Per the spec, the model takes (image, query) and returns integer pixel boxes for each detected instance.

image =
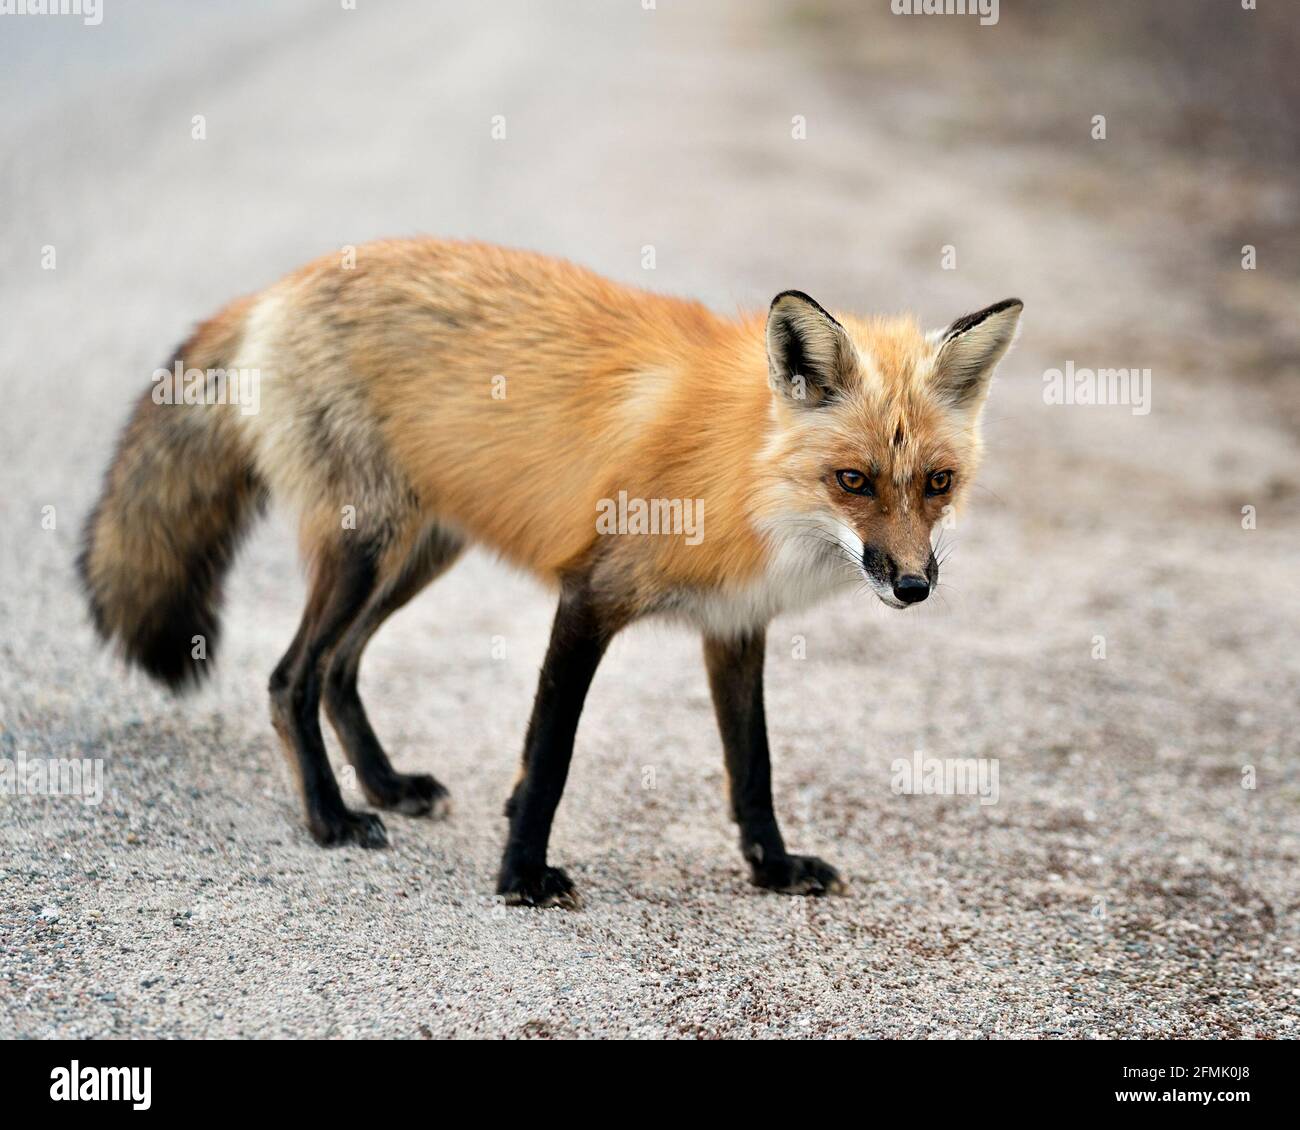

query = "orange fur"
[84,237,1021,684]
[220,239,1016,627]
[80,237,1021,877]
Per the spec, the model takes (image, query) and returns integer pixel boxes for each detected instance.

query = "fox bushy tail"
[78,312,264,690]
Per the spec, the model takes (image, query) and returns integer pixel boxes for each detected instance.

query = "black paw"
[309,807,389,849]
[364,772,450,818]
[750,853,846,896]
[497,864,582,909]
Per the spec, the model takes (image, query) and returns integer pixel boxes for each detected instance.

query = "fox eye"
[836,469,873,496]
[926,470,953,495]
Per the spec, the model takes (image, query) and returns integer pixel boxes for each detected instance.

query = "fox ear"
[932,298,1022,412]
[766,290,856,406]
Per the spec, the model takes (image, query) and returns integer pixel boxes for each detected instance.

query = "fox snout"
[863,545,938,608]
[892,573,931,605]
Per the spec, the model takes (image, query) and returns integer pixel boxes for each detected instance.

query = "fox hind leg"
[269,538,389,848]
[324,524,463,817]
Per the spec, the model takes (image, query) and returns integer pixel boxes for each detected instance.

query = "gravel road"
[1,1,1297,1038]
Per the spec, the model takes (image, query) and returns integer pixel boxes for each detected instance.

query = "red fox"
[79,239,1021,907]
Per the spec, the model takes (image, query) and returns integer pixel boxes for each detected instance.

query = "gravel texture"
[1,1,1297,1038]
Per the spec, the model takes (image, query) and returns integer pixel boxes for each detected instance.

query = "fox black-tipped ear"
[766,290,856,406]
[932,298,1023,411]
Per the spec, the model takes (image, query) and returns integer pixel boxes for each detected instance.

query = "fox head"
[761,290,1022,608]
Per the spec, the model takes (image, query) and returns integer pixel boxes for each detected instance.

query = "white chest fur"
[667,517,862,637]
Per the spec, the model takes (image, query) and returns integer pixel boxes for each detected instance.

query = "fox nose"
[893,574,930,605]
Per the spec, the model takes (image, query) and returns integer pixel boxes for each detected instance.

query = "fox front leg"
[703,629,846,896]
[496,584,624,908]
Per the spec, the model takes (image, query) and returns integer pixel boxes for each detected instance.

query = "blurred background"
[1,1,1296,1039]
